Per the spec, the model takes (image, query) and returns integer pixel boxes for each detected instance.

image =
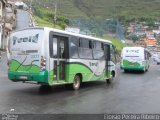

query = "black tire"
[106,74,113,84]
[146,66,149,72]
[73,75,81,90]
[124,70,128,73]
[106,79,111,84]
[143,67,146,73]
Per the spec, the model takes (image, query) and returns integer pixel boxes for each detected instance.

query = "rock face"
[0,2,16,50]
[5,4,16,31]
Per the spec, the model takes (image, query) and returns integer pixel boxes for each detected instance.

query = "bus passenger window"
[89,40,92,49]
[93,41,104,59]
[101,43,104,50]
[59,40,65,58]
[79,39,93,59]
[70,37,79,58]
[53,38,58,58]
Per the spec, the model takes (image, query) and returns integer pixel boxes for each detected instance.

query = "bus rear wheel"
[73,75,81,90]
[106,76,112,84]
[124,70,129,73]
[106,72,114,84]
[146,65,149,72]
[106,74,113,84]
[143,67,146,73]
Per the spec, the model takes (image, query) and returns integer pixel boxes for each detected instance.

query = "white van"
[120,47,151,72]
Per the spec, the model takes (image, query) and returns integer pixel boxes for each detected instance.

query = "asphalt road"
[16,9,31,30]
[2,9,160,115]
[0,53,160,114]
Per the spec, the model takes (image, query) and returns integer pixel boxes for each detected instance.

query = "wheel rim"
[73,76,80,89]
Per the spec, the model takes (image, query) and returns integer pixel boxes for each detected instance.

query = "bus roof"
[122,46,150,52]
[11,27,112,44]
[123,46,145,49]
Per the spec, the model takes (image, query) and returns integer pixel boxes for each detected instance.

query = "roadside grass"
[32,2,69,30]
[35,16,53,28]
[34,16,63,29]
[33,0,160,20]
[34,16,125,53]
[102,35,126,52]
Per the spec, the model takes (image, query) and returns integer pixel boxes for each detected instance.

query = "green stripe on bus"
[49,63,110,85]
[123,59,141,67]
[9,60,40,73]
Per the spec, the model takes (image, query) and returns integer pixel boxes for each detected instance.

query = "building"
[144,39,157,47]
[127,22,149,36]
[5,3,16,31]
[146,31,155,39]
[0,0,16,50]
[135,40,146,47]
[0,0,7,50]
[0,0,6,20]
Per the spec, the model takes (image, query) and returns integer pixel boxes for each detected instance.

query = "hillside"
[23,0,126,52]
[57,0,160,20]
[25,0,160,21]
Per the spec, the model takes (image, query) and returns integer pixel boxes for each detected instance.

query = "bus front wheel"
[106,76,113,84]
[143,67,146,73]
[73,75,81,90]
[106,72,114,84]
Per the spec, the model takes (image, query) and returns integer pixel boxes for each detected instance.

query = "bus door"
[49,34,68,82]
[109,45,117,75]
[110,45,117,64]
[104,44,110,78]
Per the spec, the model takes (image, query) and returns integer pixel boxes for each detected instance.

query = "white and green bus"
[120,47,151,72]
[8,27,117,90]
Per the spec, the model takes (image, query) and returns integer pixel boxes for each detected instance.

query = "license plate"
[20,76,28,79]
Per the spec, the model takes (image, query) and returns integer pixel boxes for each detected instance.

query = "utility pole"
[29,0,32,14]
[53,0,57,28]
[29,0,33,27]
[30,0,32,11]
